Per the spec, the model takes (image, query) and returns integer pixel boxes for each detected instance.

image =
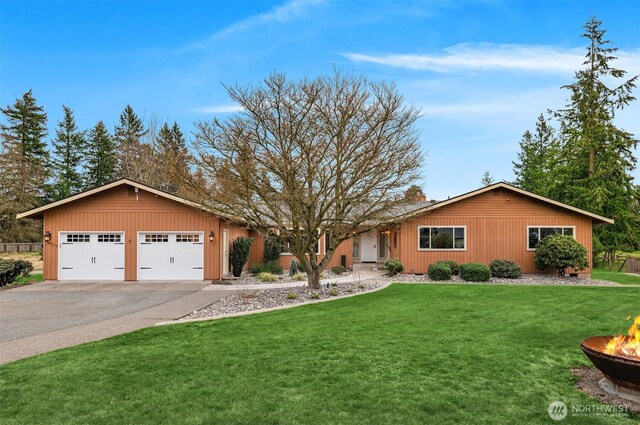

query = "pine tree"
[155,122,190,194]
[512,114,560,197]
[0,90,49,242]
[50,105,86,199]
[85,121,118,188]
[113,105,147,180]
[554,17,639,261]
[480,171,494,186]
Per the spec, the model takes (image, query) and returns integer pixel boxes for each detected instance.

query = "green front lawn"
[12,272,44,286]
[1,284,639,424]
[592,267,640,285]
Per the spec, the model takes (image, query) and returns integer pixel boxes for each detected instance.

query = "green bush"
[230,237,254,277]
[256,272,279,282]
[263,233,284,263]
[489,259,522,278]
[331,265,346,275]
[384,258,404,276]
[459,263,491,282]
[328,289,339,296]
[428,263,452,281]
[286,292,298,300]
[251,260,283,275]
[436,260,459,276]
[534,234,588,276]
[310,292,320,299]
[291,272,306,281]
[0,259,33,286]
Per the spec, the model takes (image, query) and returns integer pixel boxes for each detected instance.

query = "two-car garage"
[17,179,252,282]
[58,231,204,281]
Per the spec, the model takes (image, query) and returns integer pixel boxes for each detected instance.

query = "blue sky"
[2,0,640,200]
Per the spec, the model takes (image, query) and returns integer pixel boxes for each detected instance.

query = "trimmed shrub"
[263,233,284,263]
[230,237,254,277]
[331,265,346,275]
[329,289,339,296]
[384,258,404,276]
[0,259,33,286]
[489,259,522,278]
[310,292,320,299]
[256,272,279,282]
[287,292,298,300]
[460,263,491,282]
[436,260,460,276]
[251,260,283,275]
[428,263,452,281]
[291,272,306,281]
[534,234,588,276]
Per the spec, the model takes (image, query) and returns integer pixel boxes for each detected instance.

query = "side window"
[528,226,575,249]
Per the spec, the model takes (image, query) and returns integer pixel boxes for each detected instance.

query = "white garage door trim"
[58,231,125,281]
[137,231,205,281]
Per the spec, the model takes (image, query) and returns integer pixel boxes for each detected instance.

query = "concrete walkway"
[203,270,387,291]
[0,280,231,365]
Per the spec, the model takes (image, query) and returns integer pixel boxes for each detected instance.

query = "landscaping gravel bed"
[394,273,618,286]
[213,269,352,285]
[182,278,386,319]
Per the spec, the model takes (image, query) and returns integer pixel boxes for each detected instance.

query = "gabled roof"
[16,178,240,221]
[397,182,614,224]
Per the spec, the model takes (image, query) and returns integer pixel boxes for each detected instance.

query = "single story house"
[17,179,612,281]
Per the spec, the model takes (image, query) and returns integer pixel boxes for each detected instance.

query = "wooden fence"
[625,257,640,274]
[0,243,43,253]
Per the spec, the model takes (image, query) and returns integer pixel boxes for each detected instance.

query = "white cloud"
[182,0,326,51]
[341,43,640,74]
[193,105,244,114]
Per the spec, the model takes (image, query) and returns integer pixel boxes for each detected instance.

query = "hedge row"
[427,259,522,282]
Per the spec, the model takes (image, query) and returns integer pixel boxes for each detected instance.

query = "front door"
[360,231,377,262]
[222,229,230,276]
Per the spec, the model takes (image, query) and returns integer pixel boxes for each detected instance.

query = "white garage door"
[137,232,204,280]
[59,233,125,280]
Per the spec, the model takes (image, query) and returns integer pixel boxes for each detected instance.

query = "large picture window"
[527,226,575,250]
[418,226,465,250]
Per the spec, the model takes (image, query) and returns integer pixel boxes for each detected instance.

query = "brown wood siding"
[247,231,354,271]
[399,188,594,275]
[42,185,223,281]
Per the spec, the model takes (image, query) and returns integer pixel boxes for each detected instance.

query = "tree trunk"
[307,268,321,290]
[589,148,595,178]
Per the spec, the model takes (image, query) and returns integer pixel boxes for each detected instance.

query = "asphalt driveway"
[0,280,232,364]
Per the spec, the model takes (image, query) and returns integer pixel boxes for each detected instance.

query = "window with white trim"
[527,226,575,250]
[145,234,169,243]
[98,234,121,243]
[176,234,200,243]
[66,234,90,243]
[418,226,465,250]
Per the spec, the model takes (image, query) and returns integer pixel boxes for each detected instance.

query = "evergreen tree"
[0,90,49,242]
[514,17,640,266]
[113,105,147,180]
[85,121,118,188]
[480,171,494,186]
[554,17,639,261]
[50,105,86,199]
[155,122,190,194]
[512,114,560,197]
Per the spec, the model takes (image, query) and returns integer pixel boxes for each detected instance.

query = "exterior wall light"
[44,231,51,242]
[209,231,215,241]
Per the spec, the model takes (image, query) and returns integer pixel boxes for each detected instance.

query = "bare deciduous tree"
[192,72,423,289]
